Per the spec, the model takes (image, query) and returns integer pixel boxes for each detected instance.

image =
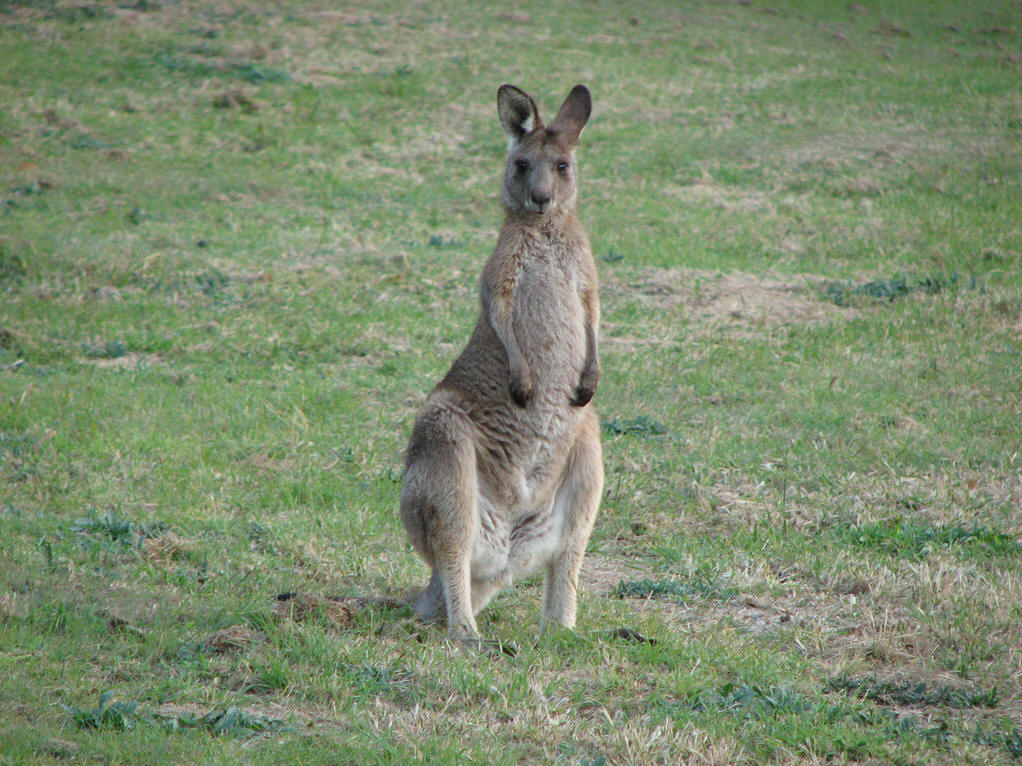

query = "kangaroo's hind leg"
[541,412,604,631]
[400,398,481,642]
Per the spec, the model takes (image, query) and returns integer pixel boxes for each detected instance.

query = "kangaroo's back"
[400,84,603,645]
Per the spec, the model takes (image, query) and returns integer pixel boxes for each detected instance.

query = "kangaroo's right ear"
[498,84,542,143]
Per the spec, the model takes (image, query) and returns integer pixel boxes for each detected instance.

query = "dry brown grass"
[204,624,266,654]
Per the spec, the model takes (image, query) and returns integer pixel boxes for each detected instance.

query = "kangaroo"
[400,84,603,643]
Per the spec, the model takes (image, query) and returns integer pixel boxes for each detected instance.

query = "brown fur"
[401,84,603,642]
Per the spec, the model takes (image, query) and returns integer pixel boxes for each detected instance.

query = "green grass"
[2,0,1021,763]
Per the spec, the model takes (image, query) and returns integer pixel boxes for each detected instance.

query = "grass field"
[1,0,1021,763]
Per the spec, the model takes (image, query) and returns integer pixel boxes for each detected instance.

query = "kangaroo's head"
[497,84,592,220]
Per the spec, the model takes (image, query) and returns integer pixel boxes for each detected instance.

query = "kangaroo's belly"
[471,457,569,584]
[473,396,585,512]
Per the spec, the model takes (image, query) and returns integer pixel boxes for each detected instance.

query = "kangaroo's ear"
[498,84,542,143]
[549,84,592,143]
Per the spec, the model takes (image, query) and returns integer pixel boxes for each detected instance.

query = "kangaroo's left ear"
[549,84,591,144]
[498,84,542,144]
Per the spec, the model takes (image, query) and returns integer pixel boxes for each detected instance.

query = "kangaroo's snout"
[530,190,551,211]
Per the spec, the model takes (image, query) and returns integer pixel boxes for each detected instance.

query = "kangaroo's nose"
[530,192,551,209]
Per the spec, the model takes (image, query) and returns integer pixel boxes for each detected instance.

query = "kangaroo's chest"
[512,253,586,371]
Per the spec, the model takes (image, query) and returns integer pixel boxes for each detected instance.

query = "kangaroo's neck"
[501,205,578,239]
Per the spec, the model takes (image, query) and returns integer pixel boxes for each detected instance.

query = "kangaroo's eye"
[556,161,569,174]
[515,159,529,173]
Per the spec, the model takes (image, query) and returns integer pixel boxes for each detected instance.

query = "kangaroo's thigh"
[400,397,481,640]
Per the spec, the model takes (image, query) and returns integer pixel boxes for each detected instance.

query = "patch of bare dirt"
[273,593,406,630]
[81,352,163,370]
[583,552,801,642]
[661,180,774,213]
[604,268,851,344]
[211,88,260,113]
[580,554,653,597]
[273,593,362,629]
[248,453,298,477]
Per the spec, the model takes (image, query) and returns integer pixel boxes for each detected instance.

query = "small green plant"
[821,272,982,306]
[613,577,737,602]
[153,50,290,83]
[0,251,28,282]
[687,682,811,717]
[427,235,460,248]
[70,510,163,546]
[827,674,1000,709]
[959,719,1022,758]
[62,692,294,738]
[80,340,129,359]
[601,416,667,437]
[835,519,1020,560]
[339,661,418,700]
[175,706,294,738]
[194,270,230,295]
[62,691,141,731]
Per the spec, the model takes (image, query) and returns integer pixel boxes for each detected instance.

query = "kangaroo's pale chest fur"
[512,232,588,380]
